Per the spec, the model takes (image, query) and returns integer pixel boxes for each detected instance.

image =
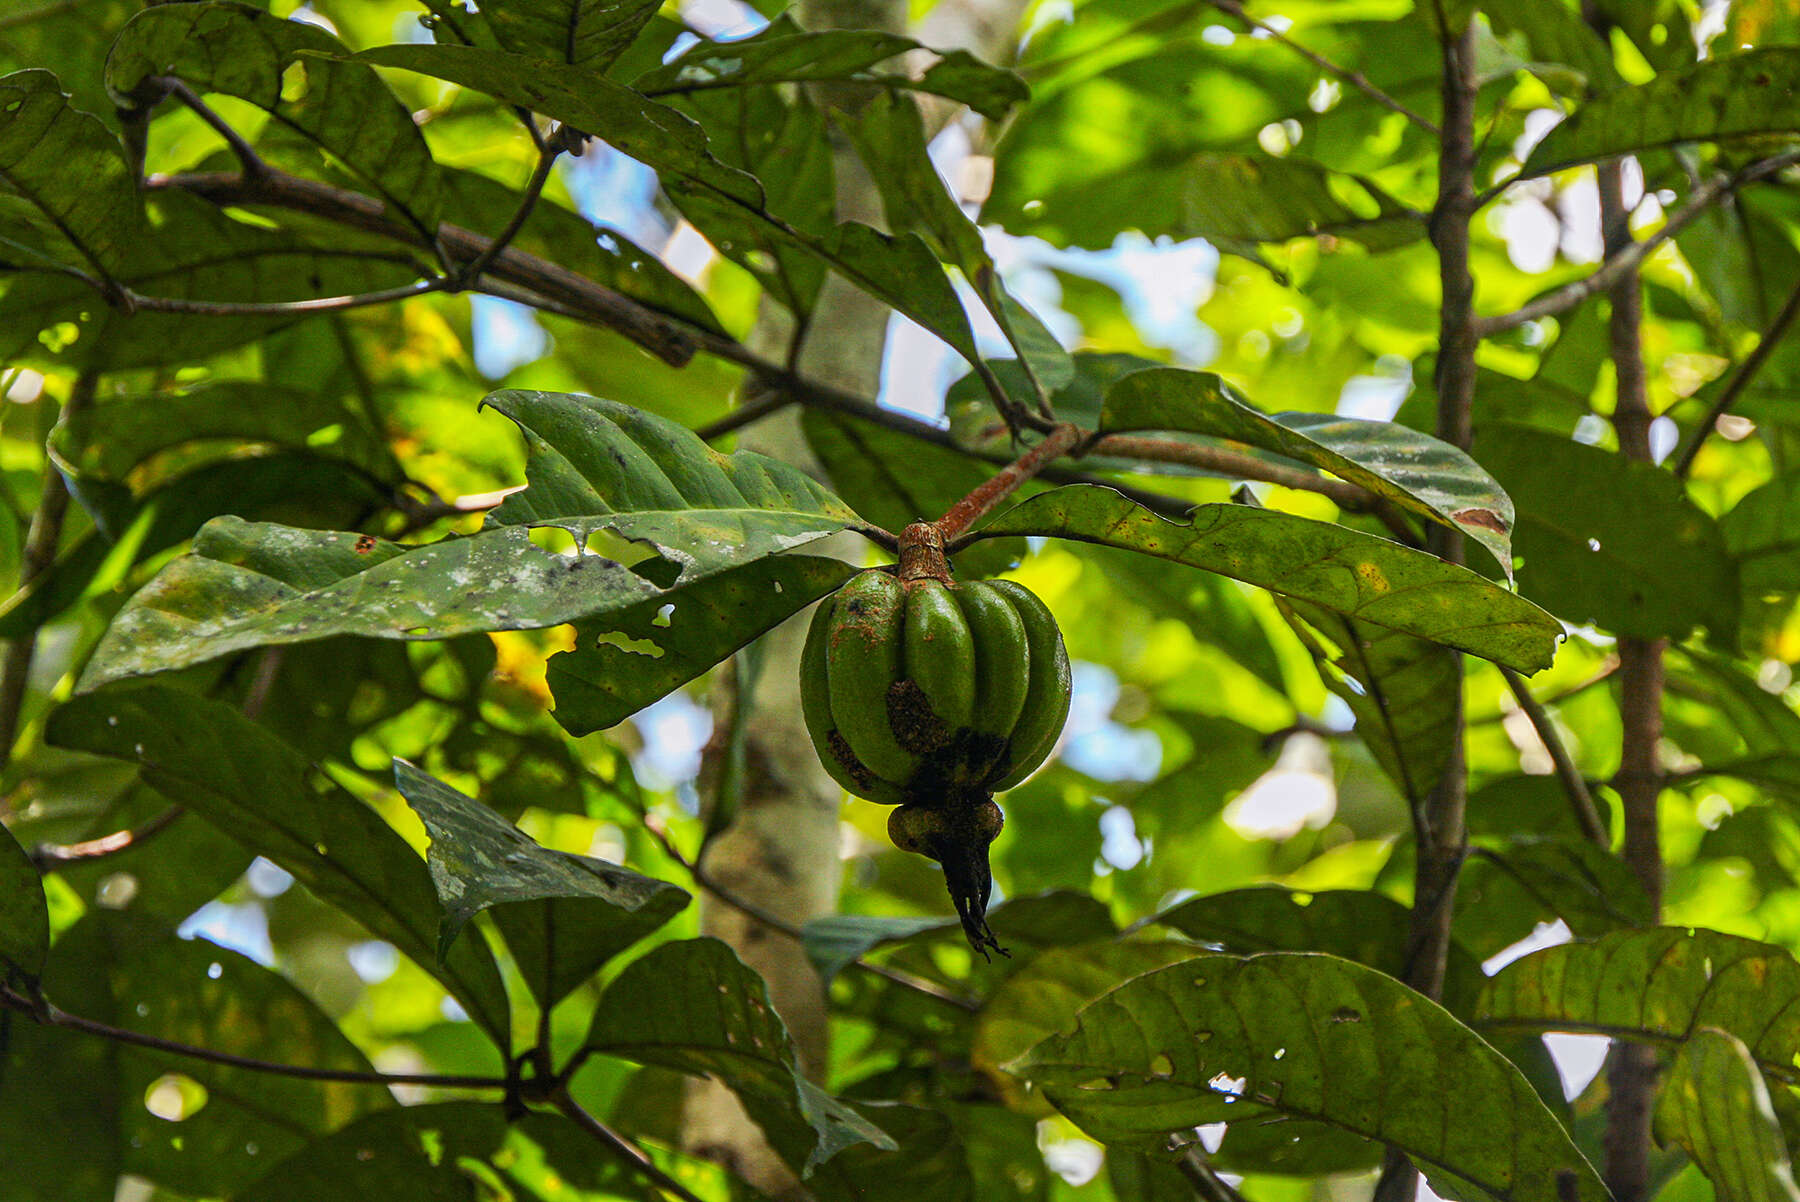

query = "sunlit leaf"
[1102,367,1516,576]
[975,485,1563,671]
[1013,951,1609,1201]
[1525,48,1800,177]
[1477,928,1800,1084]
[1655,1027,1800,1202]
[45,686,513,1045]
[586,937,895,1172]
[393,759,688,1005]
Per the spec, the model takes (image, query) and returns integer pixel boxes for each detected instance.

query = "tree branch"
[1672,273,1800,478]
[551,1086,711,1202]
[0,982,509,1091]
[1475,150,1800,337]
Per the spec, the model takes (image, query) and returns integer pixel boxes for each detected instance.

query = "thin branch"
[455,138,563,288]
[0,983,509,1090]
[155,77,266,178]
[1475,149,1800,337]
[121,277,450,317]
[551,1087,711,1202]
[941,422,1084,541]
[1178,1150,1250,1202]
[1085,432,1375,510]
[1672,274,1800,477]
[693,386,796,442]
[1500,668,1608,847]
[641,815,980,1012]
[32,807,186,869]
[1205,0,1438,134]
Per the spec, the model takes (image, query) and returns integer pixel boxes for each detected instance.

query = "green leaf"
[79,394,859,688]
[801,914,959,984]
[1102,367,1516,577]
[1012,952,1608,1201]
[355,42,761,205]
[1473,424,1738,640]
[44,686,513,1045]
[1524,48,1800,177]
[586,937,895,1172]
[975,485,1563,672]
[1276,599,1458,807]
[0,191,418,371]
[0,819,46,981]
[1465,839,1654,940]
[392,759,689,1006]
[1723,473,1800,593]
[1484,0,1621,94]
[1476,928,1800,1084]
[1655,1028,1800,1202]
[636,30,1027,120]
[233,1103,645,1202]
[483,0,662,70]
[0,68,139,278]
[106,3,443,240]
[84,911,393,1197]
[548,554,854,736]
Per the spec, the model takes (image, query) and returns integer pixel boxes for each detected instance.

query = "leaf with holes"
[973,485,1562,671]
[392,760,688,1005]
[1655,1028,1800,1202]
[1277,599,1458,807]
[1102,367,1515,578]
[548,554,854,735]
[106,3,442,240]
[79,393,861,689]
[45,686,512,1045]
[1524,48,1800,177]
[1476,927,1800,1085]
[1013,952,1608,1201]
[586,937,895,1173]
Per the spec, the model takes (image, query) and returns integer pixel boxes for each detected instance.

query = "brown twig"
[1205,0,1438,134]
[1475,150,1800,337]
[120,278,450,317]
[455,137,563,288]
[0,982,509,1090]
[693,386,796,442]
[1672,274,1800,478]
[551,1086,711,1202]
[1500,668,1607,847]
[31,806,186,869]
[939,422,1084,541]
[1086,432,1374,510]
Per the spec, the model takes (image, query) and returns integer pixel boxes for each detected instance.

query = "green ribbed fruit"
[800,569,1070,804]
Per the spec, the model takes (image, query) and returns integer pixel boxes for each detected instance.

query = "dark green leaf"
[1524,48,1800,177]
[0,819,46,981]
[636,30,1027,120]
[1102,367,1516,576]
[1655,1028,1800,1202]
[0,68,139,277]
[106,3,442,239]
[0,191,419,371]
[548,554,854,736]
[1013,952,1608,1201]
[1466,839,1654,940]
[975,485,1563,671]
[802,914,959,984]
[80,393,859,688]
[1723,473,1800,593]
[234,1103,646,1201]
[586,937,895,1172]
[484,0,662,70]
[393,759,688,1005]
[1477,928,1800,1084]
[1475,424,1737,639]
[355,42,761,204]
[45,686,513,1045]
[1277,599,1458,806]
